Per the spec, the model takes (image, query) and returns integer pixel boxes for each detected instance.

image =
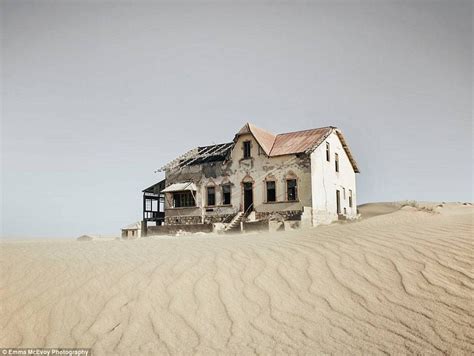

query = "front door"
[336,190,341,215]
[243,182,253,213]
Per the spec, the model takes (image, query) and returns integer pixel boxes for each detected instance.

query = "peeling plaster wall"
[310,131,357,225]
[163,133,313,225]
[163,131,357,226]
[164,161,237,224]
[226,133,312,215]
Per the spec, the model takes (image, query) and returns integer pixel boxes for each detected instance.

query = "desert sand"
[1,203,473,355]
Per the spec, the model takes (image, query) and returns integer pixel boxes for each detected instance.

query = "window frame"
[172,191,196,208]
[207,186,216,207]
[349,189,353,208]
[266,180,276,202]
[286,179,298,202]
[243,140,251,159]
[326,142,330,162]
[222,184,231,205]
[335,153,339,172]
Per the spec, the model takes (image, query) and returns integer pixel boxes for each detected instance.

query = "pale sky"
[1,0,472,238]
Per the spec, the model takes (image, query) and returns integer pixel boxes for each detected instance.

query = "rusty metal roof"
[236,123,359,173]
[270,127,333,156]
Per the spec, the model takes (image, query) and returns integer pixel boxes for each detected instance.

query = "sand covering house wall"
[160,124,359,227]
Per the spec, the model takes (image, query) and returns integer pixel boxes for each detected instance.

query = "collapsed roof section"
[157,142,233,172]
[157,123,359,173]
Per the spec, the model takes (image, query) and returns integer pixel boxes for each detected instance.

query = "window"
[222,185,231,205]
[207,186,216,206]
[349,189,353,208]
[173,191,195,207]
[243,141,251,159]
[266,181,276,202]
[335,153,339,172]
[326,142,330,162]
[287,179,298,201]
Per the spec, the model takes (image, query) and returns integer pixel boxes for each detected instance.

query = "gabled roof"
[236,123,359,173]
[237,123,276,155]
[270,127,333,156]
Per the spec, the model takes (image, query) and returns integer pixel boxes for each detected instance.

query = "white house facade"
[141,123,359,235]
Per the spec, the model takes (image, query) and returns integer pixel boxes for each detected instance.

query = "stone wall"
[255,210,302,221]
[203,214,235,224]
[165,215,202,225]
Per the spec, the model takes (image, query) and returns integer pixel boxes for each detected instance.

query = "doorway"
[336,190,341,215]
[243,182,253,213]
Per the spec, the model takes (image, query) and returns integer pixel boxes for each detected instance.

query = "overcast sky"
[1,0,472,238]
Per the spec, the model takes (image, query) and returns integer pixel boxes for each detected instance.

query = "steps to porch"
[224,212,244,232]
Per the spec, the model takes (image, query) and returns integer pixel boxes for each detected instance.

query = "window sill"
[165,206,198,210]
[205,204,233,208]
[263,200,300,204]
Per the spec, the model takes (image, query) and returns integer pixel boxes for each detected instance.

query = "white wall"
[310,131,357,225]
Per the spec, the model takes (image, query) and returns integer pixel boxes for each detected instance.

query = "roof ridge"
[275,126,335,137]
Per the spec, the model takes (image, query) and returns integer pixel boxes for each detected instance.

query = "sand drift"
[1,203,472,354]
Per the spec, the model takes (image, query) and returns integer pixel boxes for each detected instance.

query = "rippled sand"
[1,203,473,355]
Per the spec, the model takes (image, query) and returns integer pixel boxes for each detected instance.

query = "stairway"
[225,212,244,232]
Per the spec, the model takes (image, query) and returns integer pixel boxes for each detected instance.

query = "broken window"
[266,181,276,202]
[173,191,195,208]
[335,153,339,172]
[243,141,251,159]
[222,185,231,205]
[287,179,298,201]
[207,186,216,206]
[326,142,330,162]
[349,189,353,208]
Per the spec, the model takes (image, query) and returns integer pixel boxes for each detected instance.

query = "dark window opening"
[336,190,341,214]
[222,185,231,205]
[287,179,298,201]
[349,189,353,208]
[173,191,195,208]
[207,186,216,206]
[243,141,251,159]
[266,181,276,202]
[326,142,330,162]
[335,153,339,172]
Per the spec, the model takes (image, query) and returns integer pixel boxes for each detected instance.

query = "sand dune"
[1,203,473,355]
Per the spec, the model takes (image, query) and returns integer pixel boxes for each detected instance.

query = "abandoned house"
[141,123,359,235]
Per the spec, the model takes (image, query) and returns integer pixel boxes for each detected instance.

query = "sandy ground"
[0,203,473,355]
